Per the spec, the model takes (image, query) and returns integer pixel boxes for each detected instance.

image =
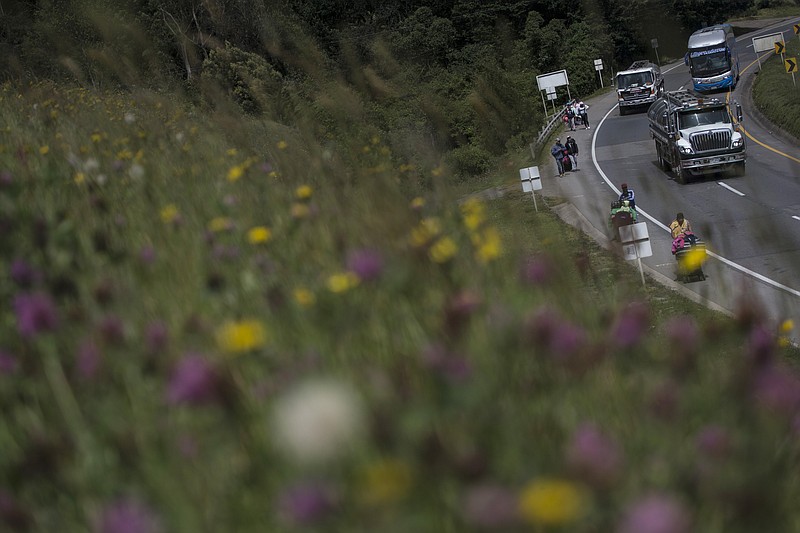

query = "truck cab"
[648,90,745,183]
[616,61,664,115]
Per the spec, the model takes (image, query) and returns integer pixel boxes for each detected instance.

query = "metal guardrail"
[531,108,567,159]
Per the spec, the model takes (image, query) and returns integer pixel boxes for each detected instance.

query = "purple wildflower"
[260,162,273,173]
[694,425,731,459]
[420,343,472,382]
[10,258,41,287]
[611,301,650,348]
[617,493,691,533]
[0,170,12,186]
[549,321,588,360]
[98,315,126,345]
[649,380,680,421]
[138,245,156,266]
[519,255,553,285]
[524,306,561,347]
[346,248,384,281]
[745,324,775,368]
[76,339,102,381]
[0,350,18,375]
[166,354,219,406]
[278,482,336,525]
[462,484,519,528]
[566,422,624,488]
[144,321,169,355]
[14,292,59,338]
[752,364,800,416]
[95,497,162,533]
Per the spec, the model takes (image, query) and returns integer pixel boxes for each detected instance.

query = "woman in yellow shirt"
[670,212,691,239]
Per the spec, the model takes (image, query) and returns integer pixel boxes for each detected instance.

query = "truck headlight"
[731,137,744,148]
[679,145,694,155]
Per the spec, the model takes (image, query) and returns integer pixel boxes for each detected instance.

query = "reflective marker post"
[519,166,542,212]
[619,222,653,287]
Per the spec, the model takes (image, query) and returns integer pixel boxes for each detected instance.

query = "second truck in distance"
[647,90,746,184]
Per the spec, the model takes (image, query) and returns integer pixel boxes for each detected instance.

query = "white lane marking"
[591,105,800,299]
[718,182,745,196]
[793,216,800,222]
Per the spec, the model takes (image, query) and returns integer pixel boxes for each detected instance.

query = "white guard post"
[519,166,542,212]
[618,222,652,286]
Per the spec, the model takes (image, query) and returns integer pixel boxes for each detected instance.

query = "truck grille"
[690,130,731,152]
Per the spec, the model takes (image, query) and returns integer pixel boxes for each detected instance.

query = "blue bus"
[685,24,739,92]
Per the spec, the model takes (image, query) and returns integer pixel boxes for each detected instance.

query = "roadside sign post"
[618,222,652,287]
[519,166,542,212]
[651,38,661,67]
[536,70,571,116]
[594,59,604,88]
[752,32,786,70]
[786,57,798,87]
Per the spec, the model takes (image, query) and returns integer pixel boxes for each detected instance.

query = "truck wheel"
[619,106,627,116]
[674,165,687,184]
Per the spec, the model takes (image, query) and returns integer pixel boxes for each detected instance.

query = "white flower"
[124,112,136,124]
[271,379,366,464]
[128,163,145,180]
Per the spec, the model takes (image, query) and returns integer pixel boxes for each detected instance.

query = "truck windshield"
[689,47,730,77]
[617,72,653,89]
[678,108,731,128]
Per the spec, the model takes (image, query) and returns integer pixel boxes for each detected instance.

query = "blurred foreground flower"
[566,422,624,488]
[327,272,360,293]
[519,478,586,527]
[346,248,384,281]
[0,351,18,375]
[295,184,313,199]
[14,292,59,338]
[462,484,519,528]
[358,458,413,506]
[166,354,220,406]
[429,237,458,263]
[272,379,366,464]
[278,482,337,526]
[247,226,272,245]
[95,497,162,533]
[611,301,650,348]
[617,493,690,533]
[159,204,180,225]
[215,319,268,354]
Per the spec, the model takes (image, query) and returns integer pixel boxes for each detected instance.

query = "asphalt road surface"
[541,17,800,345]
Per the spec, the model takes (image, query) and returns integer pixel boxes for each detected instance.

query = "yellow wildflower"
[277,140,288,150]
[291,203,310,219]
[780,319,794,334]
[327,272,360,293]
[679,247,707,274]
[410,217,441,247]
[371,135,380,145]
[91,133,102,143]
[215,319,268,354]
[432,166,444,177]
[39,145,49,155]
[293,287,315,307]
[358,459,413,506]
[461,198,486,230]
[74,172,86,185]
[295,185,313,200]
[208,217,234,233]
[227,165,244,182]
[474,227,502,263]
[409,197,425,210]
[160,204,180,224]
[519,478,586,526]
[429,237,458,263]
[226,148,238,156]
[362,145,371,153]
[247,226,272,244]
[117,149,132,160]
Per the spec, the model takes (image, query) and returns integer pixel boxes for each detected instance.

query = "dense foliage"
[0,0,770,179]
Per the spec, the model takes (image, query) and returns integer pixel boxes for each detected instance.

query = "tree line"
[0,0,759,179]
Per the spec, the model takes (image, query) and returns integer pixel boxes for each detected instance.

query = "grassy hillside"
[752,32,800,140]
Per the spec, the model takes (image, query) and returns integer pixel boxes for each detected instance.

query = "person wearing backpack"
[551,138,566,177]
[565,136,579,170]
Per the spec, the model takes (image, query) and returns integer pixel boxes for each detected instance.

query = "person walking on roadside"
[565,104,576,131]
[565,136,579,170]
[670,212,692,239]
[578,101,590,129]
[551,137,566,177]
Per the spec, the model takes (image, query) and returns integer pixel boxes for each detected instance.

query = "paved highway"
[543,17,800,344]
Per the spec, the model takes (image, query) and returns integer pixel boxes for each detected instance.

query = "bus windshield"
[678,108,731,129]
[617,72,653,89]
[689,47,730,77]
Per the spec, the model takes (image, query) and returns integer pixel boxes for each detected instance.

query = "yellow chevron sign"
[775,40,786,54]
[786,58,798,73]
[794,24,800,35]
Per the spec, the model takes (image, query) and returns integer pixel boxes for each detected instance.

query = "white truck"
[647,90,745,184]
[615,60,664,115]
